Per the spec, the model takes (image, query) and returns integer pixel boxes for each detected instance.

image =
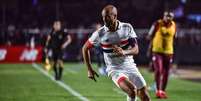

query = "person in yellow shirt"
[147,11,176,99]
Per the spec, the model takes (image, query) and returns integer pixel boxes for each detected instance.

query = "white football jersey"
[88,21,138,73]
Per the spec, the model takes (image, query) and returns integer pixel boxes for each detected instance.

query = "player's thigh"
[58,59,64,67]
[129,68,147,90]
[53,50,64,66]
[163,54,173,69]
[152,53,163,71]
[110,71,136,94]
[111,71,127,87]
[52,50,59,62]
[119,79,136,95]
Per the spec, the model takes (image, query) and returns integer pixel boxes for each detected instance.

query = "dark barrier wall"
[1,29,201,65]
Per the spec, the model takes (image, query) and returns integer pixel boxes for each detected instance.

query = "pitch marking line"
[65,68,78,74]
[32,63,90,101]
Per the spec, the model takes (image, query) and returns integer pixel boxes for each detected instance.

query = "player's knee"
[119,81,136,98]
[141,94,151,101]
[124,84,136,98]
[127,88,136,98]
[138,87,151,101]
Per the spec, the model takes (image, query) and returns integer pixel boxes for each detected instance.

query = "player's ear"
[114,15,117,19]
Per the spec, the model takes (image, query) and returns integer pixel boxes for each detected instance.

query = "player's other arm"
[173,22,177,46]
[61,34,72,49]
[44,34,51,54]
[45,34,51,47]
[146,22,159,57]
[113,38,139,56]
[124,38,139,55]
[147,22,158,40]
[113,24,139,56]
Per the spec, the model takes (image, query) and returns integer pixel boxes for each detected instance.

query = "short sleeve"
[63,29,68,37]
[128,24,137,38]
[88,31,100,46]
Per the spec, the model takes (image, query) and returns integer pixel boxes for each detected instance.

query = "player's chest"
[100,31,128,44]
[158,25,175,35]
[52,33,64,40]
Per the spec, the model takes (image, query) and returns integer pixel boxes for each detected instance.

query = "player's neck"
[54,29,60,32]
[163,20,172,27]
[108,21,118,32]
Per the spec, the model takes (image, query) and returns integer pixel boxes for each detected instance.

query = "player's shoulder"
[98,26,105,32]
[119,21,133,28]
[171,20,176,26]
[93,26,105,34]
[152,19,161,27]
[63,28,68,33]
[157,19,163,23]
[60,29,67,33]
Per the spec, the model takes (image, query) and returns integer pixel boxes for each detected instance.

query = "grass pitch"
[0,63,200,101]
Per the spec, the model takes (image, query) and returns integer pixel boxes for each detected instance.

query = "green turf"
[0,63,201,101]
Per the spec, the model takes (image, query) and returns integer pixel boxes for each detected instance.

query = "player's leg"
[152,53,163,95]
[111,72,137,101]
[129,67,151,101]
[161,54,173,94]
[52,50,60,80]
[53,60,59,80]
[119,79,137,101]
[58,59,64,80]
[57,50,64,80]
[137,87,151,101]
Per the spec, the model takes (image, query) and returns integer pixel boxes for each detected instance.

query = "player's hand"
[112,45,124,56]
[61,44,66,49]
[88,69,99,82]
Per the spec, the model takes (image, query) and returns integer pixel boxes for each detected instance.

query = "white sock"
[127,96,137,101]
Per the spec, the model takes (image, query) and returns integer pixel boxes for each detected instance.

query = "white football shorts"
[109,65,146,89]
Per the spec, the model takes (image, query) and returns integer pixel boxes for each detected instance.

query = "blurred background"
[0,0,201,64]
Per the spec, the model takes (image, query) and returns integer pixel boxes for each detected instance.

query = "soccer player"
[147,11,176,98]
[45,20,72,80]
[82,5,151,101]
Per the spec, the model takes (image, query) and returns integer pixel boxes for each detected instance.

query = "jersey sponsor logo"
[20,49,38,61]
[0,49,7,60]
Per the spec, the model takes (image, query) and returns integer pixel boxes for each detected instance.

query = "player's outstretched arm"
[82,41,99,82]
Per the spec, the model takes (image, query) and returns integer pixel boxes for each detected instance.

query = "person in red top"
[147,11,176,99]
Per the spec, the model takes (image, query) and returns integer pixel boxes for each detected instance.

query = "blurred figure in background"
[45,20,72,80]
[6,24,16,46]
[147,11,176,99]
